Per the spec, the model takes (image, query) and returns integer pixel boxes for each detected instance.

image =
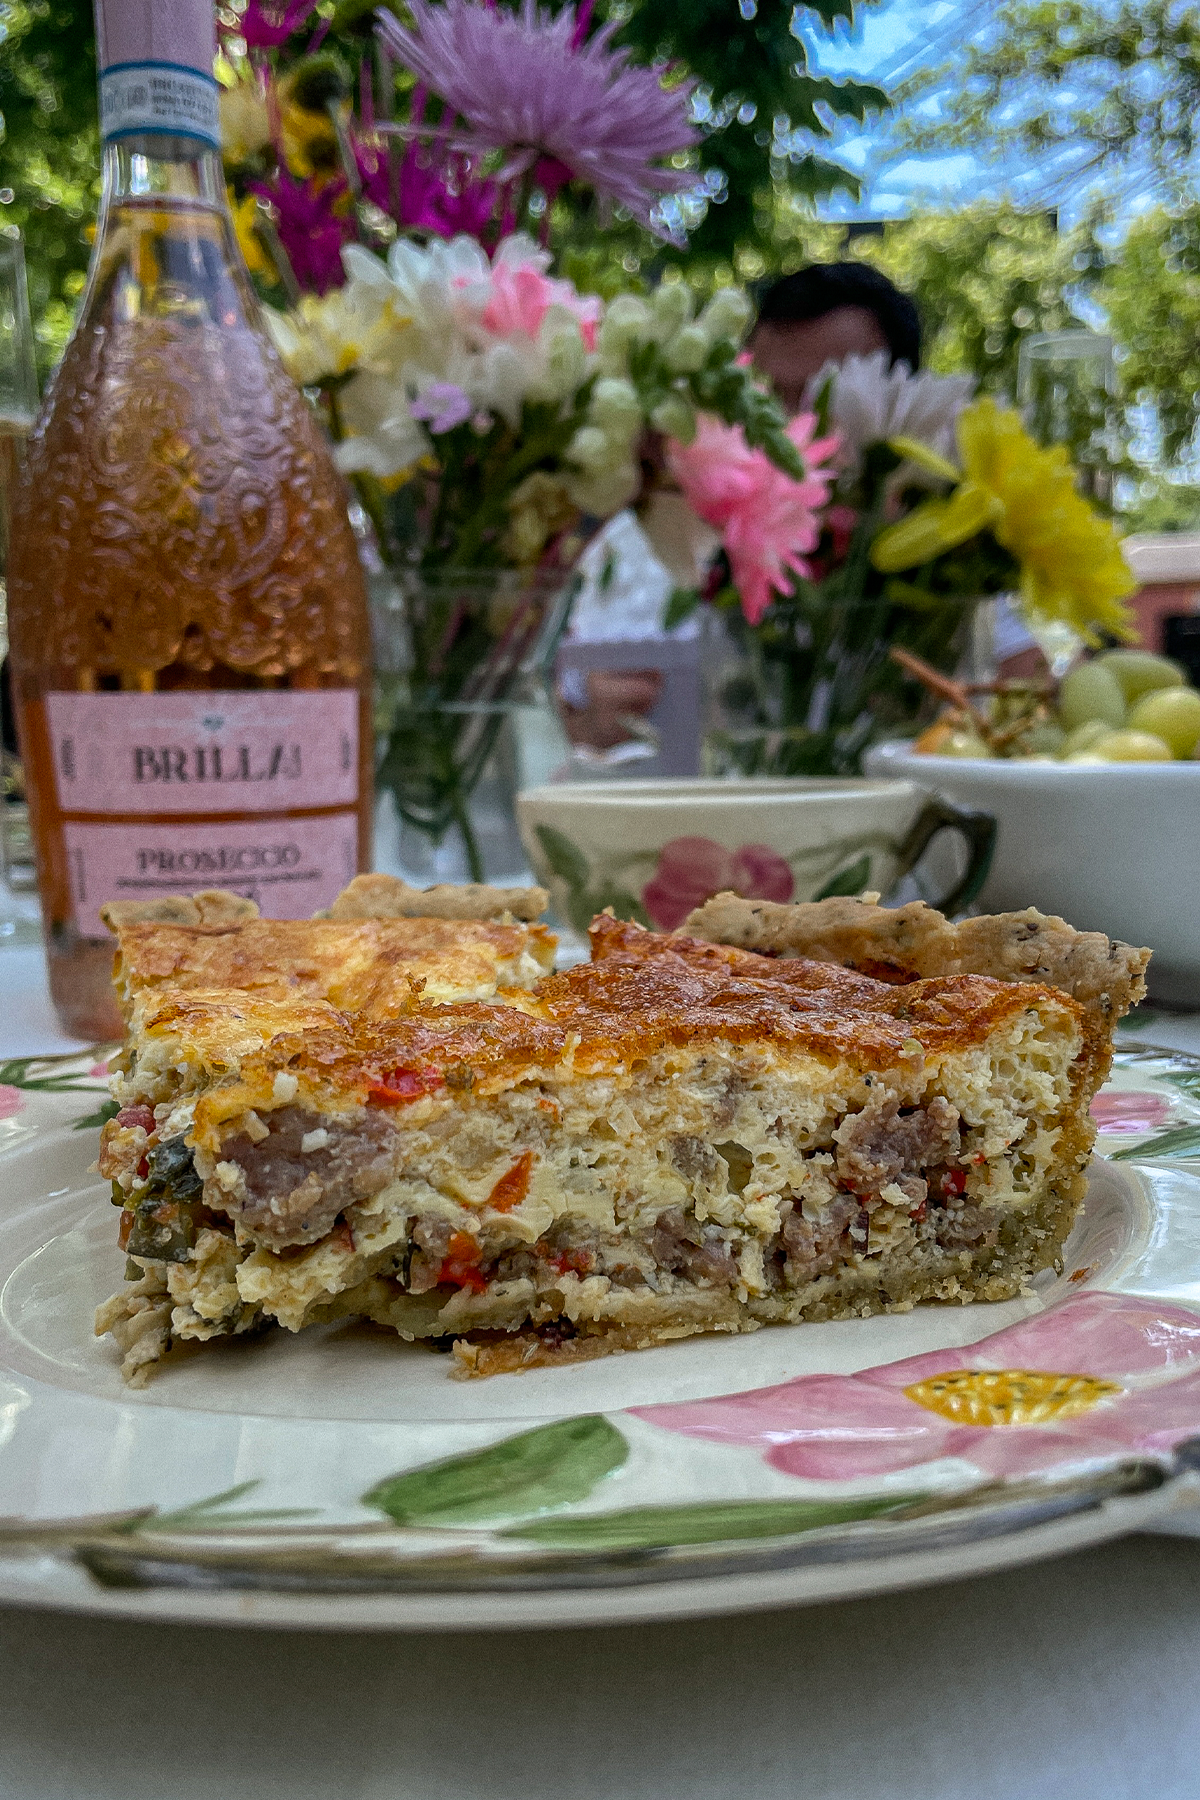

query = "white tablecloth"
[2,943,1200,1799]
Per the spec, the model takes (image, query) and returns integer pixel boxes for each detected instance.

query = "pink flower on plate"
[667,411,840,627]
[1089,1091,1173,1133]
[632,1293,1200,1483]
[641,835,793,932]
[0,1085,25,1121]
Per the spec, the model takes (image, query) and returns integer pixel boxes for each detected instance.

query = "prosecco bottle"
[6,0,372,1040]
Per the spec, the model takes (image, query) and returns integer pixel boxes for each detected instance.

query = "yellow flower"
[871,398,1136,642]
[229,191,270,279]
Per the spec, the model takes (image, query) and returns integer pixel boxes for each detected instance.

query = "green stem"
[449,778,485,883]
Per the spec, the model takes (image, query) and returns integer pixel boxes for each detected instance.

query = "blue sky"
[791,0,1058,220]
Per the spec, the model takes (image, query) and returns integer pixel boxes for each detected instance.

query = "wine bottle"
[6,0,372,1040]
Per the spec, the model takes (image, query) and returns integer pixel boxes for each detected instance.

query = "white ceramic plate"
[2,1044,1200,1632]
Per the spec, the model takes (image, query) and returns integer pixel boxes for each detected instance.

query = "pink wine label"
[45,690,359,818]
[63,814,360,937]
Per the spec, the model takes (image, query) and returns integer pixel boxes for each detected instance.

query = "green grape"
[1088,729,1174,762]
[1058,661,1126,732]
[1096,649,1186,703]
[1126,687,1200,758]
[1060,719,1114,758]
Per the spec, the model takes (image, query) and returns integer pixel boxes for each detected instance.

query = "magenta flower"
[248,170,352,295]
[356,93,501,241]
[376,0,699,227]
[634,1293,1200,1484]
[411,382,473,434]
[239,0,320,51]
[0,1084,25,1121]
[641,835,794,932]
[668,412,840,627]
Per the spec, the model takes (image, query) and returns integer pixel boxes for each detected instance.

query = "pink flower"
[376,0,698,229]
[0,1085,25,1121]
[480,260,601,349]
[667,412,840,626]
[633,1293,1200,1483]
[411,381,473,434]
[641,835,794,932]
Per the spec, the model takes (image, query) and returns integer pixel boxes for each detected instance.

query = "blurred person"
[748,261,922,415]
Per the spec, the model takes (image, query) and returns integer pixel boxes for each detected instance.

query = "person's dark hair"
[755,262,922,371]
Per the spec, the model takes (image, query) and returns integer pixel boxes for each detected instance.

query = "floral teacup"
[516,777,995,934]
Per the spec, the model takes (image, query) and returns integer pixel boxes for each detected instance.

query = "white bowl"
[865,741,1200,1002]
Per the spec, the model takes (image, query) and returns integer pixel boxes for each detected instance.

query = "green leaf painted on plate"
[500,1491,926,1550]
[139,1481,316,1533]
[1166,1069,1200,1103]
[74,1098,120,1130]
[814,853,873,901]
[534,824,591,893]
[1111,1123,1200,1162]
[363,1416,629,1526]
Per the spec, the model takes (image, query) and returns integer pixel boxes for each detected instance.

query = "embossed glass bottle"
[6,0,372,1039]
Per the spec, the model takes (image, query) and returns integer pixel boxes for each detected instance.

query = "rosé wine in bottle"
[6,0,372,1040]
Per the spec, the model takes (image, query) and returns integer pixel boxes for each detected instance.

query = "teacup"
[516,777,995,934]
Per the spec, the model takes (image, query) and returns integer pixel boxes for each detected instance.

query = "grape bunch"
[915,651,1200,763]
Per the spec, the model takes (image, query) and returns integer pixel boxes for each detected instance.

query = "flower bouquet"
[217,0,811,880]
[666,351,1138,778]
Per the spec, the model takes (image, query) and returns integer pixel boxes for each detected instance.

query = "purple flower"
[411,382,473,434]
[240,0,321,51]
[248,170,352,296]
[376,0,699,227]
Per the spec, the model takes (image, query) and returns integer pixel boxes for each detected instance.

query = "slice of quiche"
[95,893,1148,1387]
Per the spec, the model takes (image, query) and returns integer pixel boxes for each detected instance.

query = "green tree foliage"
[766,202,1085,396]
[902,0,1200,207]
[0,0,98,376]
[1100,208,1200,466]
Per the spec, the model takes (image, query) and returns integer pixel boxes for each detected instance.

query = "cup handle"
[892,795,996,918]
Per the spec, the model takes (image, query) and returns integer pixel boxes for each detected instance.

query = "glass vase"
[701,589,977,779]
[371,567,576,886]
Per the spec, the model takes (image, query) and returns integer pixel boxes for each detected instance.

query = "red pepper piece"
[547,1246,595,1277]
[437,1231,489,1293]
[940,1166,967,1196]
[486,1150,534,1214]
[136,1156,150,1179]
[367,1065,445,1105]
[116,1105,155,1132]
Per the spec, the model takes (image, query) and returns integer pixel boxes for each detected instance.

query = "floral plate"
[2,1040,1200,1631]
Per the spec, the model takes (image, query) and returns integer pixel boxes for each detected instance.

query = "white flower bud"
[541,317,587,397]
[568,425,622,474]
[566,461,640,517]
[589,376,643,439]
[663,325,710,374]
[599,294,653,357]
[650,393,697,444]
[651,281,695,332]
[700,287,754,345]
